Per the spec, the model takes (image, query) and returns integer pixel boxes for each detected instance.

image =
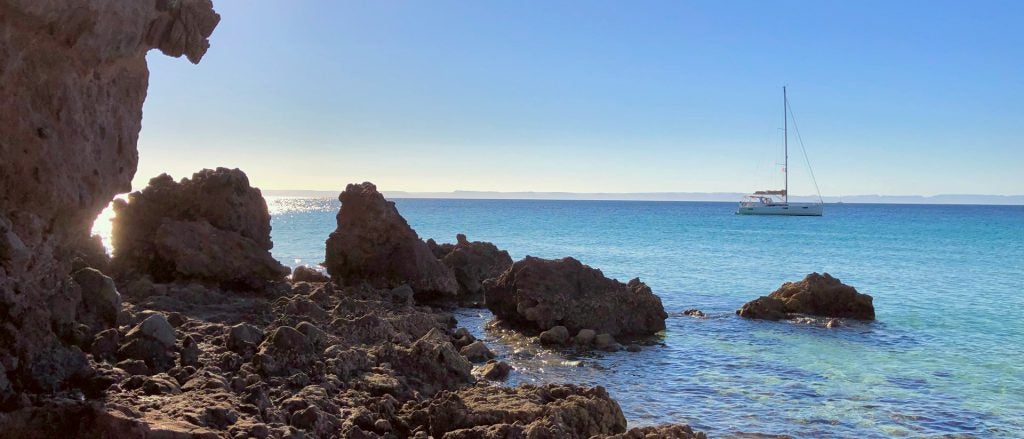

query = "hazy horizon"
[138,1,1023,196]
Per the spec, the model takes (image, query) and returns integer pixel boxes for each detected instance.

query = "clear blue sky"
[139,0,1023,196]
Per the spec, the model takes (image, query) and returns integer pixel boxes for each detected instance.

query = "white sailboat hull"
[736,203,823,216]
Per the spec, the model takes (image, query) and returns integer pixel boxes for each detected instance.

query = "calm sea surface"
[100,198,1024,437]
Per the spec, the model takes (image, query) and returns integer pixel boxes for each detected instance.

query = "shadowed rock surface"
[324,182,458,300]
[737,272,875,321]
[111,168,288,290]
[0,0,219,398]
[432,234,513,306]
[485,256,668,337]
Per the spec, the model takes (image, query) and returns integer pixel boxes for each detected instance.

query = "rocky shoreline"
[0,2,877,437]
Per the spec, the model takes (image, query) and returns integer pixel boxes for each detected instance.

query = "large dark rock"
[111,168,288,290]
[436,234,513,305]
[485,256,668,337]
[0,0,218,394]
[737,272,875,320]
[324,182,457,300]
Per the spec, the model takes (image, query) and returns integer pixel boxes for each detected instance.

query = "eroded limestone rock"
[737,272,875,321]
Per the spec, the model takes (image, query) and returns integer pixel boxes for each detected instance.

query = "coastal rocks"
[112,168,288,290]
[0,0,218,395]
[479,360,512,381]
[459,340,495,363]
[682,309,706,318]
[324,182,458,300]
[737,272,875,321]
[253,326,317,376]
[71,268,122,333]
[433,234,513,305]
[539,325,571,345]
[292,266,330,283]
[402,384,628,438]
[117,314,178,373]
[485,256,668,337]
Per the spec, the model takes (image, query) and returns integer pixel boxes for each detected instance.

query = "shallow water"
[99,198,1024,437]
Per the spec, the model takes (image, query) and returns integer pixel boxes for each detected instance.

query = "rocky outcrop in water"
[324,182,458,300]
[0,0,219,398]
[737,272,875,321]
[430,234,513,306]
[485,256,668,337]
[111,168,289,290]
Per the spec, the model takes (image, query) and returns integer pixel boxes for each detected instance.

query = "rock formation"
[737,272,875,321]
[111,168,289,290]
[0,0,219,398]
[485,256,668,337]
[324,182,458,300]
[432,234,513,306]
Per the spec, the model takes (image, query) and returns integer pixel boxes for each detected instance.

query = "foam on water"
[99,197,1024,437]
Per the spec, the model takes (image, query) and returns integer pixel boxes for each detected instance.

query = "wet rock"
[574,328,596,346]
[459,341,495,363]
[485,256,668,337]
[480,361,512,381]
[292,266,329,283]
[608,424,707,439]
[826,318,842,328]
[682,309,706,318]
[737,273,875,321]
[0,0,218,394]
[324,182,458,300]
[436,234,513,305]
[539,325,570,345]
[626,344,642,352]
[112,168,288,290]
[595,333,618,351]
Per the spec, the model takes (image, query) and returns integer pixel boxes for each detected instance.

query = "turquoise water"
[266,199,1024,437]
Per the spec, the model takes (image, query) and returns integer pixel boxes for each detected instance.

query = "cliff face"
[0,0,219,394]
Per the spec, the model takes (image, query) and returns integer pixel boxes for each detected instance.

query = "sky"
[138,0,1024,196]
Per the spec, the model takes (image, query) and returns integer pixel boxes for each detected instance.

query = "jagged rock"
[737,273,875,321]
[118,314,178,372]
[112,168,288,290]
[459,341,495,363]
[539,325,570,345]
[0,0,218,394]
[403,384,628,438]
[682,309,706,318]
[324,182,457,300]
[383,328,474,396]
[574,329,596,346]
[180,335,201,367]
[226,324,265,353]
[90,329,121,361]
[479,361,511,381]
[71,268,122,333]
[436,234,513,305]
[254,326,317,376]
[293,266,330,283]
[485,256,668,337]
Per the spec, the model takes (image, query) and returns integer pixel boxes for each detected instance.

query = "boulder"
[485,256,668,337]
[594,333,618,351]
[737,273,875,321]
[436,234,513,304]
[0,0,218,393]
[71,268,122,333]
[293,266,330,283]
[254,326,317,376]
[459,341,495,363]
[324,182,457,300]
[118,314,178,372]
[480,360,512,381]
[574,329,596,346]
[539,326,570,345]
[111,168,288,290]
[227,323,265,356]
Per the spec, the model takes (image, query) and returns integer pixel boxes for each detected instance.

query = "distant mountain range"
[262,190,1023,205]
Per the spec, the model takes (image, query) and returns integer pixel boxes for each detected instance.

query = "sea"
[97,198,1024,438]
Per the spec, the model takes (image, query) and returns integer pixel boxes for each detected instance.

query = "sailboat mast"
[783,86,788,204]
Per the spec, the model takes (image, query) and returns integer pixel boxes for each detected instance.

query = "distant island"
[262,190,1024,206]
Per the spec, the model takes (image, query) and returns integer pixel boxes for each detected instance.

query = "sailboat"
[736,87,824,216]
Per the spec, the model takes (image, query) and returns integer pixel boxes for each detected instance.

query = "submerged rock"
[112,168,288,290]
[737,272,875,321]
[324,182,457,300]
[485,256,668,337]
